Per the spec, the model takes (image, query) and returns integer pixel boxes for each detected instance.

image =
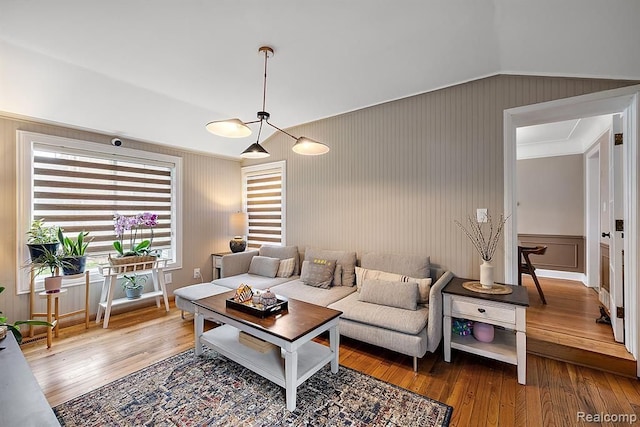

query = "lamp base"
[230,238,246,253]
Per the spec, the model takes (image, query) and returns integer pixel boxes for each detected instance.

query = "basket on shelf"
[108,255,157,272]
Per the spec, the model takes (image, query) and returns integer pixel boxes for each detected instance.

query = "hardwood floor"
[523,275,636,376]
[21,296,640,427]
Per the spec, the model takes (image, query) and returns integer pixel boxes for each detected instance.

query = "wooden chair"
[518,245,548,304]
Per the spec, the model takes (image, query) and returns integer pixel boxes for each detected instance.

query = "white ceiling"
[1,0,639,158]
[517,115,613,160]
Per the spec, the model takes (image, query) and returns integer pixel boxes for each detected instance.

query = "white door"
[609,114,625,343]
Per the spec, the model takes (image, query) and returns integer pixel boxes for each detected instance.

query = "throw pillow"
[355,266,432,303]
[300,259,337,289]
[247,256,280,278]
[304,248,357,287]
[333,264,343,286]
[358,279,419,311]
[276,257,295,278]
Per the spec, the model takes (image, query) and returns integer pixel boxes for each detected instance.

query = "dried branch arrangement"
[455,214,509,262]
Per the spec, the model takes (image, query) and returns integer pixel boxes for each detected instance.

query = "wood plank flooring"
[21,295,640,427]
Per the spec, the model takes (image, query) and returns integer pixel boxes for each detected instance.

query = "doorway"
[503,84,640,375]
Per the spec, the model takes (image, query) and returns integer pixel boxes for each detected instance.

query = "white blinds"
[32,147,174,259]
[243,163,285,249]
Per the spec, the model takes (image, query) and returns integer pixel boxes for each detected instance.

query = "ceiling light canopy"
[206,46,329,158]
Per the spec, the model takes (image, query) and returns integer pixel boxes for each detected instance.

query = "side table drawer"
[451,298,515,324]
[215,257,223,268]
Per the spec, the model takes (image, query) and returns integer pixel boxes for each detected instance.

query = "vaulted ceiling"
[1,0,639,157]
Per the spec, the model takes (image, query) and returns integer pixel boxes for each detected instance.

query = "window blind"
[33,148,174,262]
[243,163,285,249]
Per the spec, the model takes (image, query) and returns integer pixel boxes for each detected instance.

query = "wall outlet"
[476,208,488,223]
[164,273,172,284]
[193,268,201,279]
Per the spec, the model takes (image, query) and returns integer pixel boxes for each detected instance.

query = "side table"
[211,252,232,279]
[443,277,529,384]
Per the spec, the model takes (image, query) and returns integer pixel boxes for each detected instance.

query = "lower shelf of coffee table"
[200,324,333,387]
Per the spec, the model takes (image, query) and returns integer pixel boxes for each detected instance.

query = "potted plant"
[58,229,92,275]
[121,274,147,299]
[0,287,52,343]
[26,219,60,261]
[27,247,72,293]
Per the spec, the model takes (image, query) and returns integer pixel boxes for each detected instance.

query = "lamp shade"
[241,142,270,158]
[230,212,248,237]
[206,118,252,138]
[292,136,330,155]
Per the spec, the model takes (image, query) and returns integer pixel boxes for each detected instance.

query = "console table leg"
[194,311,204,357]
[443,314,452,362]
[284,350,298,411]
[517,330,526,385]
[329,325,339,373]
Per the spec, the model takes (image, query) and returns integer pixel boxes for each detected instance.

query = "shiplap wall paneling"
[0,114,241,324]
[244,75,637,281]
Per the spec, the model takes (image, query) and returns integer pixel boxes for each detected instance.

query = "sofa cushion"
[248,256,280,278]
[259,245,300,275]
[328,292,429,335]
[300,259,336,289]
[305,248,357,287]
[355,266,432,303]
[360,252,430,279]
[173,283,231,313]
[213,273,297,291]
[271,279,356,307]
[358,279,418,310]
[276,257,295,278]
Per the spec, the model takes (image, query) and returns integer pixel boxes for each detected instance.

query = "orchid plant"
[113,212,158,257]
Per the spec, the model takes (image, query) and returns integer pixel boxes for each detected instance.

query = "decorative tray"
[225,296,288,318]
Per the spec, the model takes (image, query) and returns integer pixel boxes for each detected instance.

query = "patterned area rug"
[54,348,452,426]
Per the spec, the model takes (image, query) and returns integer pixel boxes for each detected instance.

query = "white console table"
[96,258,169,328]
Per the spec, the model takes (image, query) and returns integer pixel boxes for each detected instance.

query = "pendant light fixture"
[206,46,330,158]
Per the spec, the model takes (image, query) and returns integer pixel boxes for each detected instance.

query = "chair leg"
[530,271,547,304]
[413,356,418,372]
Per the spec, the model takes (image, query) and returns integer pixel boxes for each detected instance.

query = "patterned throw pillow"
[355,266,432,303]
[300,259,337,289]
[276,257,296,278]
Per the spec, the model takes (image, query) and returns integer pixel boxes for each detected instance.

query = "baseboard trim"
[535,269,587,285]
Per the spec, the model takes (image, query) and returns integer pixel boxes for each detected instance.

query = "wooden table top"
[443,277,530,307]
[194,291,343,342]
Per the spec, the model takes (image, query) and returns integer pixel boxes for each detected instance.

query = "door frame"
[503,84,640,372]
[585,143,601,290]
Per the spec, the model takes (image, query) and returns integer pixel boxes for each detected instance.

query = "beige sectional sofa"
[174,245,453,370]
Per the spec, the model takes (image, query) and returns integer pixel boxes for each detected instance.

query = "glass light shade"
[205,118,252,138]
[292,137,330,155]
[241,142,270,159]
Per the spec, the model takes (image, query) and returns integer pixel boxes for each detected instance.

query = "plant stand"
[29,267,90,345]
[96,258,169,328]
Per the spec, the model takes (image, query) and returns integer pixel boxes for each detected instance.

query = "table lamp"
[229,212,248,253]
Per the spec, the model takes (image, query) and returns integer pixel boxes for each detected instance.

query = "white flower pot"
[480,260,494,289]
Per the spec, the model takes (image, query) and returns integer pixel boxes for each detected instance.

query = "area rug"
[54,348,452,426]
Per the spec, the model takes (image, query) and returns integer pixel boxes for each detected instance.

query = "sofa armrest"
[425,270,454,353]
[220,250,259,278]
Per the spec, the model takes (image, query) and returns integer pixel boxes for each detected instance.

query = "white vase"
[480,260,494,289]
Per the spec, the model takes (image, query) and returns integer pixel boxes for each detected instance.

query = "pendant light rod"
[265,120,298,141]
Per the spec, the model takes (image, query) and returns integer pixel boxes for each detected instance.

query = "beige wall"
[517,154,585,236]
[0,115,241,324]
[245,75,636,282]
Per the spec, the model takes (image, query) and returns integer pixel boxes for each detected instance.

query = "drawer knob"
[477,308,486,313]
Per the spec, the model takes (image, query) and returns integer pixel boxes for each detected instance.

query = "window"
[17,131,182,293]
[241,161,286,249]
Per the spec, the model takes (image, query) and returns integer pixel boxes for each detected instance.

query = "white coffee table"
[193,291,342,411]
